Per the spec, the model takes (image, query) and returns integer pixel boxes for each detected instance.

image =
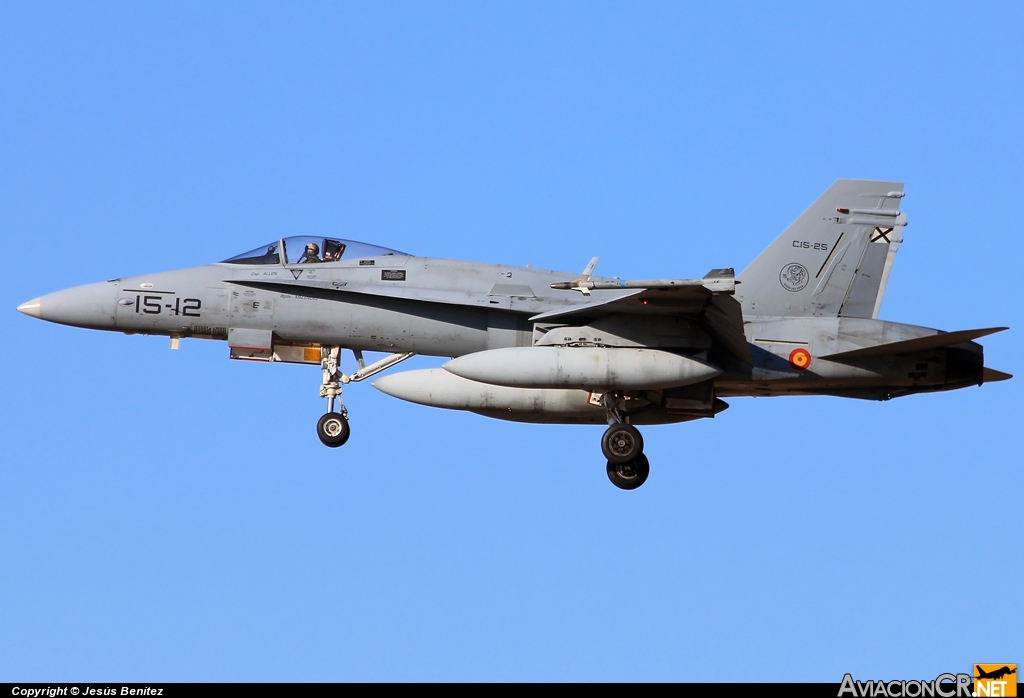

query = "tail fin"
[736,179,906,318]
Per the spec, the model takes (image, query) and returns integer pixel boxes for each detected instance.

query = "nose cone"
[17,298,42,318]
[17,280,119,330]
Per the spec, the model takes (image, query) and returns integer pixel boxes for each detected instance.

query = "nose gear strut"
[317,346,349,446]
[316,347,415,448]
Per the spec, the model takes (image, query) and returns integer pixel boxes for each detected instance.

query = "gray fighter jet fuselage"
[17,181,1010,489]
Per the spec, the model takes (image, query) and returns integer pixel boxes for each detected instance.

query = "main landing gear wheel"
[317,412,350,448]
[606,454,650,490]
[601,423,644,464]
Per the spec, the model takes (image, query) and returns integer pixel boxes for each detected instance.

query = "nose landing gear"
[317,346,349,447]
[315,347,415,448]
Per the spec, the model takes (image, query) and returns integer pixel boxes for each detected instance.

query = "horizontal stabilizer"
[822,327,1008,360]
[983,367,1013,382]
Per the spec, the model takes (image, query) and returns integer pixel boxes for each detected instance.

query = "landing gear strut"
[314,347,415,448]
[317,346,349,447]
[600,392,649,490]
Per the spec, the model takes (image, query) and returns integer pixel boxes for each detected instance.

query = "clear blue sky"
[1,1,1020,682]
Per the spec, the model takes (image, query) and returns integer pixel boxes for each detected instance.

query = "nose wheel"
[317,411,350,447]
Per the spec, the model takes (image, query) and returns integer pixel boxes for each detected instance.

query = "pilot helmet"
[305,243,320,255]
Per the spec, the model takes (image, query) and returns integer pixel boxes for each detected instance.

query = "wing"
[536,268,752,364]
[534,268,736,320]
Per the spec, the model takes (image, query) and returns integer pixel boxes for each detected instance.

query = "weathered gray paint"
[17,179,1009,429]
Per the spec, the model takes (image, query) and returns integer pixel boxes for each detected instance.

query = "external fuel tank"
[442,346,721,391]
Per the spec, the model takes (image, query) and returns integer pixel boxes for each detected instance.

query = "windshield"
[222,242,281,265]
[222,237,406,266]
[281,236,406,264]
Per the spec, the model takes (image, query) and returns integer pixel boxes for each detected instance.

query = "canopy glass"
[223,237,406,265]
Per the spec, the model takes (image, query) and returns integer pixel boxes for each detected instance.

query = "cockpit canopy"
[222,236,406,265]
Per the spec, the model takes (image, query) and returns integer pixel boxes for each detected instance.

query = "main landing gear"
[606,454,650,490]
[315,347,414,448]
[600,393,649,490]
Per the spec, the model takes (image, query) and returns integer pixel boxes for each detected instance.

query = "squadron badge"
[779,262,809,292]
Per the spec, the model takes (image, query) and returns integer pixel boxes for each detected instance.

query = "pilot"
[300,242,322,264]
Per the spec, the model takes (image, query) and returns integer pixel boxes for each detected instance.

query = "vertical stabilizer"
[736,179,905,318]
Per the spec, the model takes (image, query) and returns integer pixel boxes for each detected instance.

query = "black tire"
[606,454,650,490]
[317,412,350,448]
[601,423,644,464]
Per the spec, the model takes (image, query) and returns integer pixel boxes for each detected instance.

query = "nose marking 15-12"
[122,293,203,317]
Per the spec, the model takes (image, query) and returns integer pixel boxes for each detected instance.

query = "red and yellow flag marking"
[789,348,812,370]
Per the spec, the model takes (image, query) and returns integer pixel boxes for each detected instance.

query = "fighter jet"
[16,180,1010,489]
